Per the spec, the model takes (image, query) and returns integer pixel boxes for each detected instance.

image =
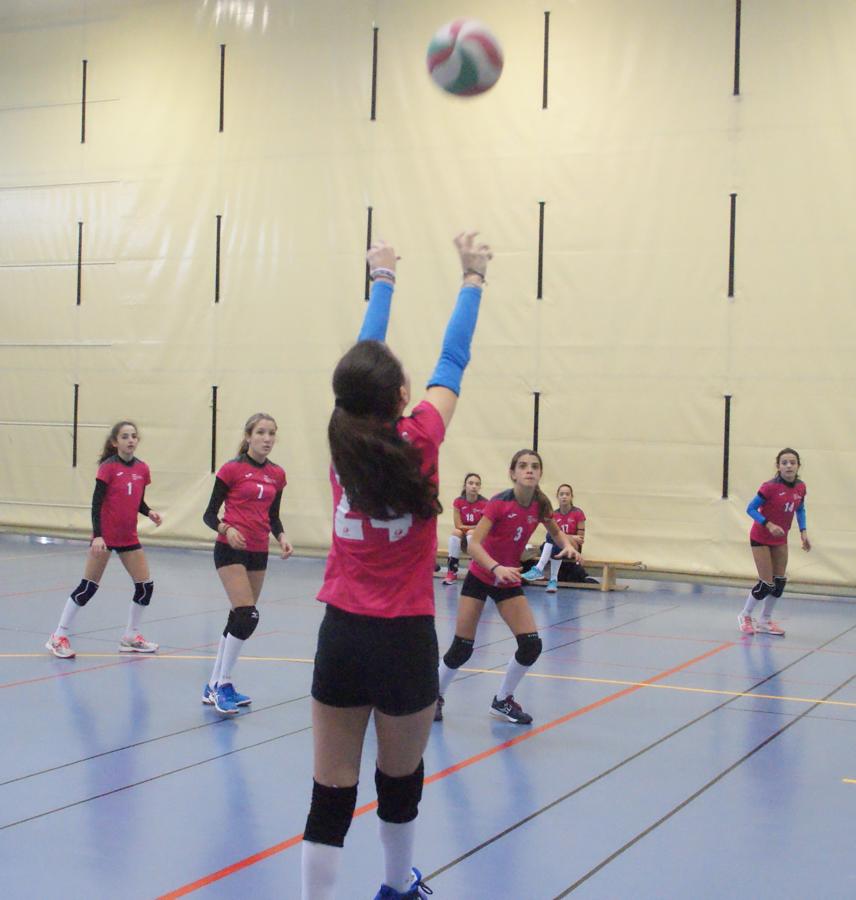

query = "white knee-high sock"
[536,543,553,571]
[56,598,81,635]
[219,634,245,684]
[761,595,778,621]
[741,592,760,617]
[548,557,562,581]
[209,635,227,688]
[498,656,529,700]
[448,534,461,561]
[301,841,342,900]
[438,661,457,696]
[379,819,416,893]
[125,601,143,637]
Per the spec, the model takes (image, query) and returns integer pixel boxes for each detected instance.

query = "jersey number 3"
[334,493,413,543]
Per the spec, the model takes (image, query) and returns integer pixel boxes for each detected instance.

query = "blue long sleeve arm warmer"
[746,494,766,526]
[796,504,807,531]
[427,284,483,395]
[357,280,394,342]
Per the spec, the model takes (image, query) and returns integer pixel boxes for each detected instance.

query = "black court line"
[0,718,313,831]
[425,621,856,890]
[556,670,856,895]
[370,26,379,120]
[0,692,310,790]
[219,44,226,132]
[542,11,550,110]
[80,59,87,143]
[76,221,83,304]
[733,0,742,97]
[721,394,731,498]
[72,384,79,467]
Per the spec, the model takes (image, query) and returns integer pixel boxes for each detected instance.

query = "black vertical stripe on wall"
[537,201,546,299]
[728,193,737,298]
[364,206,373,300]
[722,395,732,498]
[733,0,742,96]
[219,45,226,132]
[532,391,541,452]
[542,12,550,110]
[76,221,83,306]
[370,27,379,121]
[211,386,218,474]
[80,59,87,143]
[72,384,80,468]
[215,215,222,303]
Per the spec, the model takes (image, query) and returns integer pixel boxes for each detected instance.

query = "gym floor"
[2,533,854,899]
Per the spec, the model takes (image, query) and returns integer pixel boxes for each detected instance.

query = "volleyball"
[426,19,503,97]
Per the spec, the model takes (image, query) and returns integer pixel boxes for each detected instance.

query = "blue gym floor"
[1,533,854,899]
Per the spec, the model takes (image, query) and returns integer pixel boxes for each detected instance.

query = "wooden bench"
[436,551,645,592]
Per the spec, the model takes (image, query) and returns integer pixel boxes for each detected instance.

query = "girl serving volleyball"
[738,448,810,637]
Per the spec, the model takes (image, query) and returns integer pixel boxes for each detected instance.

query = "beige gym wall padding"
[1,0,855,586]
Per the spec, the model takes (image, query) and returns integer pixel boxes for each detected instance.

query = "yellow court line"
[844,778,856,784]
[4,652,855,710]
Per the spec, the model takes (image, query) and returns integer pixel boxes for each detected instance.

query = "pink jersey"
[554,506,585,536]
[318,400,445,618]
[453,495,488,528]
[749,477,807,547]
[468,490,549,587]
[216,457,287,552]
[95,456,151,546]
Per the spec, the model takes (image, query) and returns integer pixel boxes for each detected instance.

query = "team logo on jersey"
[244,473,254,479]
[506,513,517,519]
[527,516,537,524]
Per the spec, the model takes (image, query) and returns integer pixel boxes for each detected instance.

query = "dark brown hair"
[776,447,800,467]
[556,483,573,497]
[328,341,441,520]
[460,472,483,498]
[98,421,138,464]
[509,449,553,521]
[238,413,277,456]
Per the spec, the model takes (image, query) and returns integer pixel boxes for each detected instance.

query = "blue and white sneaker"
[521,567,544,583]
[374,867,433,898]
[545,578,559,593]
[206,682,252,707]
[214,682,240,716]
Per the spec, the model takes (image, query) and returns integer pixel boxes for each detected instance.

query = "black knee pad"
[222,610,234,638]
[772,576,787,598]
[751,580,773,601]
[515,632,542,667]
[132,581,153,607]
[443,635,474,669]
[228,605,259,640]
[303,780,358,847]
[70,579,99,607]
[376,760,424,824]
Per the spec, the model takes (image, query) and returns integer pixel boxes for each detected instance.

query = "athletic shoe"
[490,694,533,725]
[583,576,599,584]
[545,579,559,593]
[374,866,433,898]
[755,619,785,636]
[205,682,252,706]
[214,682,240,715]
[433,696,444,722]
[442,570,457,585]
[45,633,75,659]
[119,634,158,653]
[738,614,756,635]
[521,567,544,583]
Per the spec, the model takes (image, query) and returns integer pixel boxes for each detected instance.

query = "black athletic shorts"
[105,543,142,554]
[213,542,268,571]
[311,604,439,716]
[750,539,779,548]
[460,571,525,604]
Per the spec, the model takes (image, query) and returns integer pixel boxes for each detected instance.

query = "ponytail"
[238,413,276,456]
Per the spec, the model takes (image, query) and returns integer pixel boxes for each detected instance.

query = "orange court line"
[157,640,734,898]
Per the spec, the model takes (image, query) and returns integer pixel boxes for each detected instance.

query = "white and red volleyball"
[426,19,503,97]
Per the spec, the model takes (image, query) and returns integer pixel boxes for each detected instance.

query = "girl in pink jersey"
[436,451,580,725]
[739,447,810,637]
[443,472,488,584]
[521,483,593,591]
[202,413,292,715]
[301,232,491,900]
[46,421,163,659]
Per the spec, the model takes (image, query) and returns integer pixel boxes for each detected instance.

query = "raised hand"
[454,231,493,280]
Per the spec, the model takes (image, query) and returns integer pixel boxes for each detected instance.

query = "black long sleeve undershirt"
[203,478,229,532]
[268,490,284,539]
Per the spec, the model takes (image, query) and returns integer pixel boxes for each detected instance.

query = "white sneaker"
[46,633,75,659]
[119,633,159,653]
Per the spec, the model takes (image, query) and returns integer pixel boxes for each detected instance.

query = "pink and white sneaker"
[119,633,159,653]
[46,633,75,658]
[738,615,756,635]
[755,619,785,636]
